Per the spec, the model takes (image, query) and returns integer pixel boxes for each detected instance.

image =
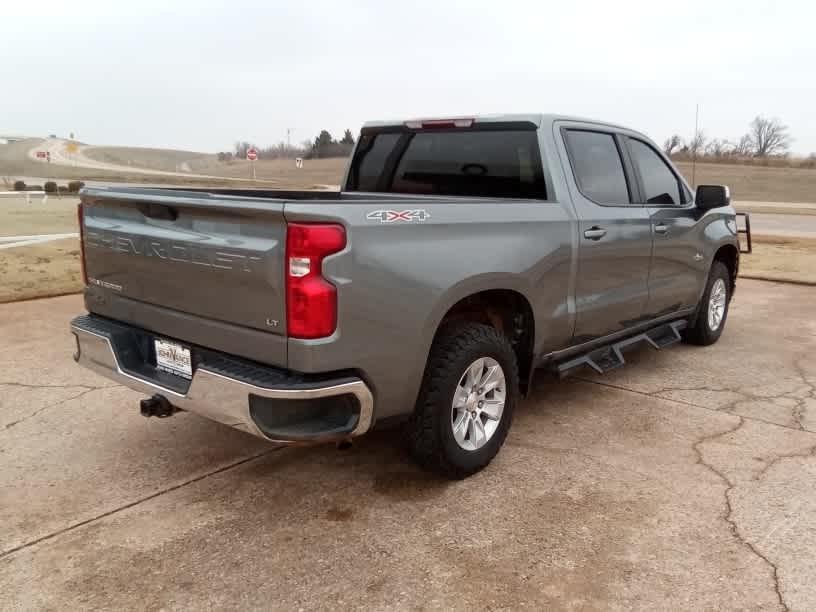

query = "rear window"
[355,132,400,192]
[347,128,546,199]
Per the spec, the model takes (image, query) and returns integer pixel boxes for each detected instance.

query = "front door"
[625,137,706,316]
[557,126,653,343]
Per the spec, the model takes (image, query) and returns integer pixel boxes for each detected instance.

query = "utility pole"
[286,128,292,157]
[692,103,699,188]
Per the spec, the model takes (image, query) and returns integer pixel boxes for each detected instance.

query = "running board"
[554,320,687,378]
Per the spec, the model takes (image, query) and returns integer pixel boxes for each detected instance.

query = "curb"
[741,275,816,287]
[737,207,816,217]
[0,290,83,305]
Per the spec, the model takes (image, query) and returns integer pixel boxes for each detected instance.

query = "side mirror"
[695,185,731,210]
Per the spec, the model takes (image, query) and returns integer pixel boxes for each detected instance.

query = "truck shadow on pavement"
[220,366,618,503]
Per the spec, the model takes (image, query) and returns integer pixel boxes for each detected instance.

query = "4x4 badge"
[366,209,430,223]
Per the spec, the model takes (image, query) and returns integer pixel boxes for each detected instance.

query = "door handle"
[583,226,607,240]
[654,224,669,235]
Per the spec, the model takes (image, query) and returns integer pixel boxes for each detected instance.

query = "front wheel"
[407,323,519,479]
[684,261,731,346]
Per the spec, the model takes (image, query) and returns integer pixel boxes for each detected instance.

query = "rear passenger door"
[625,137,704,316]
[557,126,653,342]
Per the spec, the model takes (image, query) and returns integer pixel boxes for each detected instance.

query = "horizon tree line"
[220,129,356,161]
[663,116,799,159]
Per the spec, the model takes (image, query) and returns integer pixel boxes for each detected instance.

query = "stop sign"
[246,148,258,161]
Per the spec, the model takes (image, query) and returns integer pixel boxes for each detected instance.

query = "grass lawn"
[740,236,816,284]
[0,238,82,303]
[0,196,80,236]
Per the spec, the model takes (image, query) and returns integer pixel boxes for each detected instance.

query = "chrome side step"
[554,320,687,378]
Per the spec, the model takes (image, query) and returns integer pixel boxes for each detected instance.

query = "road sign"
[66,142,79,154]
[36,151,47,159]
[246,148,258,161]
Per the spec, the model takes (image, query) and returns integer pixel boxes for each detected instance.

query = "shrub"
[13,180,25,191]
[44,181,57,193]
[27,185,43,191]
[68,180,85,193]
[58,185,70,194]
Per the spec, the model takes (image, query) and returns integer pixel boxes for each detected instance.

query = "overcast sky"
[2,0,814,154]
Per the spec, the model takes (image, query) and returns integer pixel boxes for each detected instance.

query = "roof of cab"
[361,113,648,140]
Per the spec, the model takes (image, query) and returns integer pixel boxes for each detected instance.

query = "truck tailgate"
[81,189,287,365]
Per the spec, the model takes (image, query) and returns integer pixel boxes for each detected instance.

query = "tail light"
[77,203,88,286]
[286,223,346,339]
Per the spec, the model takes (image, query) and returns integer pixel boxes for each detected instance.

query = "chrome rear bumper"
[71,316,373,444]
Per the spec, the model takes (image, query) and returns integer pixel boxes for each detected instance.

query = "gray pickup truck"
[71,114,745,478]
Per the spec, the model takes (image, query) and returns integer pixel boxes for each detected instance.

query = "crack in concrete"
[572,361,816,612]
[576,377,809,435]
[576,353,816,436]
[692,417,789,612]
[790,359,816,432]
[1,381,123,430]
[0,447,280,560]
[0,381,110,391]
[753,444,816,482]
[3,387,101,430]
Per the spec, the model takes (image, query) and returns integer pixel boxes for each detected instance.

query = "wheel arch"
[420,277,536,394]
[713,242,739,295]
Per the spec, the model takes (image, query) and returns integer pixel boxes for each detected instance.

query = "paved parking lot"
[2,279,815,610]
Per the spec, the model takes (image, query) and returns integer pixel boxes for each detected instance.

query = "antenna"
[692,103,699,187]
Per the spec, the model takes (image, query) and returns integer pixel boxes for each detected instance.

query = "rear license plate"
[154,339,192,379]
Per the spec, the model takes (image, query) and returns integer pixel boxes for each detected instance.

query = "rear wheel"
[407,323,518,479]
[684,261,731,346]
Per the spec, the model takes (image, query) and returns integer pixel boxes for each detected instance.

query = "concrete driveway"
[1,279,815,610]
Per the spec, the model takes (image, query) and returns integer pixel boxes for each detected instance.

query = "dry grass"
[671,153,816,170]
[675,161,816,203]
[189,157,346,187]
[0,238,83,303]
[82,146,212,172]
[740,236,816,285]
[0,196,80,235]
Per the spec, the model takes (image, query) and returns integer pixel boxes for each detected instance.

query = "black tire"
[683,261,731,346]
[407,322,519,479]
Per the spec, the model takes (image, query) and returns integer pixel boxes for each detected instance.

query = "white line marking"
[0,233,78,250]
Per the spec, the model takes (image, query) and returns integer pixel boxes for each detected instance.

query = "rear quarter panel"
[284,196,577,421]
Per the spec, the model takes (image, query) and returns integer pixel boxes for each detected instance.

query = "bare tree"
[688,129,707,157]
[705,138,733,157]
[663,134,682,156]
[733,134,754,157]
[234,141,255,159]
[749,116,791,157]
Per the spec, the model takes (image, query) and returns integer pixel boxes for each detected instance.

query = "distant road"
[27,139,201,178]
[747,213,816,238]
[24,139,272,183]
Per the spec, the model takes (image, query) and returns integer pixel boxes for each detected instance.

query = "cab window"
[628,139,685,205]
[563,130,631,206]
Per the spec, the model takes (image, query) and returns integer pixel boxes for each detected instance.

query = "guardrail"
[0,190,48,205]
